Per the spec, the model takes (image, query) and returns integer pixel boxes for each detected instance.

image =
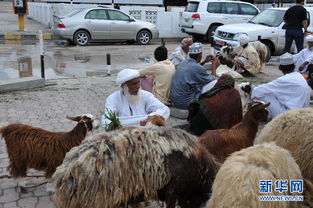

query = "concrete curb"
[0,77,45,93]
[0,33,52,40]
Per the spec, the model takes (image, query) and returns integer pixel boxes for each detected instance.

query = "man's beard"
[309,46,313,51]
[122,85,141,105]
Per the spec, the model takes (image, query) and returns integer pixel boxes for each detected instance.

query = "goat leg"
[0,174,45,179]
[20,181,48,189]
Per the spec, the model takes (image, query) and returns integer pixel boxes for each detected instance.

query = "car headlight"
[233,33,248,41]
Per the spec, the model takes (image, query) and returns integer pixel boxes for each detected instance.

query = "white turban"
[306,35,313,42]
[189,42,203,54]
[116,68,140,85]
[280,52,295,65]
[238,34,249,46]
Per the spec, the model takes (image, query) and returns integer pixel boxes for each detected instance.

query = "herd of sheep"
[0,106,313,207]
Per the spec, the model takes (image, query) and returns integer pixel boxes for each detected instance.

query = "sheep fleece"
[255,108,313,183]
[206,143,304,208]
[52,126,204,208]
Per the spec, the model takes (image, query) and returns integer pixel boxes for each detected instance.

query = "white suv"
[179,0,260,42]
[213,7,313,57]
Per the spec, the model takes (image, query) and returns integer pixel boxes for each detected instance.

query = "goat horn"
[0,126,4,134]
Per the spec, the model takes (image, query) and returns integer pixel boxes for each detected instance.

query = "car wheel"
[73,30,90,46]
[207,25,219,44]
[192,34,204,42]
[263,43,272,62]
[137,30,151,45]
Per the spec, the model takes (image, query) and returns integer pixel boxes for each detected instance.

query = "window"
[107,10,130,21]
[240,4,258,16]
[185,2,199,12]
[249,9,285,27]
[222,3,239,15]
[207,2,221,14]
[85,9,108,20]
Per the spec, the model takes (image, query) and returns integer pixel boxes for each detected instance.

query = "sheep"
[255,108,313,184]
[52,126,220,208]
[206,143,313,208]
[0,114,95,180]
[198,101,269,163]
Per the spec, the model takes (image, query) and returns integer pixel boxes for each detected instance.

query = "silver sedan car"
[53,7,159,46]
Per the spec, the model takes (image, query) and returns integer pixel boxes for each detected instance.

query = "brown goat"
[198,101,269,163]
[140,115,165,126]
[0,114,94,179]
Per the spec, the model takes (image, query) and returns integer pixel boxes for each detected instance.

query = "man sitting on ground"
[212,34,262,77]
[294,35,313,78]
[101,68,170,127]
[139,46,175,105]
[170,42,217,109]
[169,38,193,69]
[252,52,310,118]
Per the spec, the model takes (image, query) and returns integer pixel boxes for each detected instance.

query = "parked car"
[179,0,260,42]
[53,7,159,46]
[213,7,313,57]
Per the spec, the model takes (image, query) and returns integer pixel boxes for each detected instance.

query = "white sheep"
[255,108,313,184]
[206,143,313,208]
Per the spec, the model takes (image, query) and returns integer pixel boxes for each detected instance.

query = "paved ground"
[0,1,309,207]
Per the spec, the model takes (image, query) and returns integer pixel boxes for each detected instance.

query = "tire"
[264,43,272,63]
[192,34,204,42]
[73,30,90,46]
[136,30,151,45]
[207,25,219,44]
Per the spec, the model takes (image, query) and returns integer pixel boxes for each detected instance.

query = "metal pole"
[106,53,111,76]
[18,14,25,31]
[39,30,45,78]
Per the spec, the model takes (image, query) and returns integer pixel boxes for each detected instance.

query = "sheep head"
[246,101,270,122]
[66,114,95,131]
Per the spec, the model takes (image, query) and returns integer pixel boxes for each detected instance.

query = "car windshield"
[65,9,84,17]
[185,2,199,12]
[248,9,285,27]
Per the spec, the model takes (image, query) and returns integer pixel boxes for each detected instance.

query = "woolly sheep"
[255,108,313,183]
[206,143,313,208]
[52,126,220,208]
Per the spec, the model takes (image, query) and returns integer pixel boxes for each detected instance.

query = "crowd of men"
[101,32,312,131]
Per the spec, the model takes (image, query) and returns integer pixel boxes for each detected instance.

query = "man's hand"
[229,52,237,58]
[200,55,215,65]
[299,61,308,71]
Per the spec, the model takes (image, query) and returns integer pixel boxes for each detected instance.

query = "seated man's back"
[170,43,216,109]
[252,52,310,118]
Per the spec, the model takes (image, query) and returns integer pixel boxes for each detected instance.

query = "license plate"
[215,40,225,46]
[185,18,189,22]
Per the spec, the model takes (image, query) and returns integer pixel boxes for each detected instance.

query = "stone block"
[169,107,188,119]
[0,77,45,93]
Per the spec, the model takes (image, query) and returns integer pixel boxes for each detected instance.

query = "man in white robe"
[101,68,170,127]
[252,52,310,118]
[169,38,193,68]
[294,34,313,74]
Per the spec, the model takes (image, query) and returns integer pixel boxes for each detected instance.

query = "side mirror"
[129,18,135,22]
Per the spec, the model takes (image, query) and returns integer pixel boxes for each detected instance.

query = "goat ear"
[66,116,81,122]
